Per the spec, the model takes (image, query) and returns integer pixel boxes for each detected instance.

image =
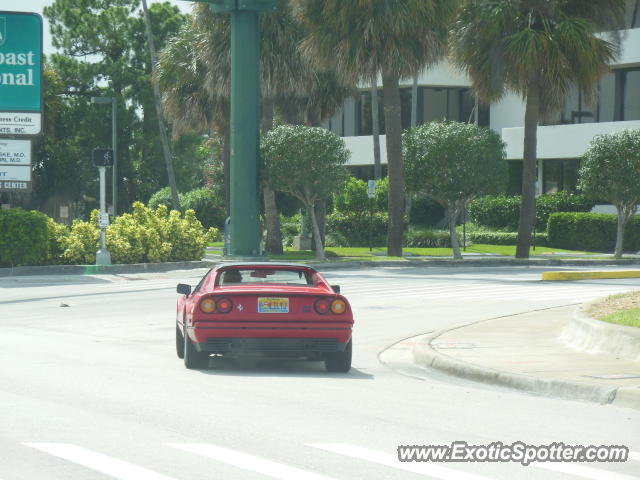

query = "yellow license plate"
[258,297,289,313]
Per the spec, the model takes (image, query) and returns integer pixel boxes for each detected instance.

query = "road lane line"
[306,443,496,480]
[166,443,336,480]
[532,461,640,480]
[23,443,177,480]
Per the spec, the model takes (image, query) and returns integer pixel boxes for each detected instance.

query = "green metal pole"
[229,9,261,257]
[112,98,117,218]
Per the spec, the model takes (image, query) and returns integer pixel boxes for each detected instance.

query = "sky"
[1,0,194,53]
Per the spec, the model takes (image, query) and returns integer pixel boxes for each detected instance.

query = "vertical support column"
[229,8,261,257]
[111,99,118,217]
[96,166,111,266]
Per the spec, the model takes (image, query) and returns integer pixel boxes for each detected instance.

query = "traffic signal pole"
[229,8,261,256]
[204,0,277,257]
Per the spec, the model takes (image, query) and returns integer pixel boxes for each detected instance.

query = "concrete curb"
[0,260,216,277]
[1,257,639,277]
[542,270,640,281]
[561,300,640,362]
[412,326,637,409]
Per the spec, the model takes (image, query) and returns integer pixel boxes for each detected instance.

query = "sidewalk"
[413,305,640,409]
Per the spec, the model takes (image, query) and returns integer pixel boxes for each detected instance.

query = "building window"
[543,159,579,193]
[544,67,640,125]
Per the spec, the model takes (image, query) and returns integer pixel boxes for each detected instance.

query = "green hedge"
[468,231,548,247]
[547,212,640,252]
[0,208,50,267]
[149,186,226,229]
[327,211,389,247]
[469,192,595,230]
[404,229,451,248]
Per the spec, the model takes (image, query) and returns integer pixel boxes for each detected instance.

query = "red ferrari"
[175,263,354,372]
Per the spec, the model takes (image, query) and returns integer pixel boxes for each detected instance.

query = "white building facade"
[322,2,640,196]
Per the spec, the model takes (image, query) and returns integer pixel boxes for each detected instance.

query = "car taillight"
[199,297,233,314]
[200,298,216,313]
[330,299,347,314]
[216,297,233,313]
[314,299,330,314]
[315,298,347,315]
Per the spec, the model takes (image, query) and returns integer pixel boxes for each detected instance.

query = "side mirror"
[331,285,340,294]
[177,283,192,296]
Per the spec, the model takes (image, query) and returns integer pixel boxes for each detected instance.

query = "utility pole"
[141,0,181,211]
[207,0,277,257]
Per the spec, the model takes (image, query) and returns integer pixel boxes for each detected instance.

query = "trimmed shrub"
[404,229,451,248]
[547,212,640,252]
[46,217,69,265]
[149,186,226,229]
[61,210,102,265]
[280,213,302,247]
[181,187,226,229]
[332,177,388,214]
[148,186,184,210]
[327,211,389,247]
[468,231,548,247]
[469,192,595,230]
[0,208,50,267]
[409,195,445,227]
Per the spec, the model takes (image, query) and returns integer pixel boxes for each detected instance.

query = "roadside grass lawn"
[590,291,640,328]
[600,309,640,328]
[267,244,588,261]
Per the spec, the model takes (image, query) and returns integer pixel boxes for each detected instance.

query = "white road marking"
[306,443,496,480]
[532,461,640,480]
[23,443,177,480]
[166,443,336,480]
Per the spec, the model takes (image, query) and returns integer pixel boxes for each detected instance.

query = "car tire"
[176,324,185,359]
[325,339,352,373]
[184,329,209,369]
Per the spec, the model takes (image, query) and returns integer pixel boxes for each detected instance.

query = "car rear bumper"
[195,337,349,356]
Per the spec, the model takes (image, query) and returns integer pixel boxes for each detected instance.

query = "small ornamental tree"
[262,125,350,259]
[579,129,640,258]
[404,122,506,259]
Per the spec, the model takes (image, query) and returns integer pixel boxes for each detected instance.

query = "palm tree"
[294,0,458,257]
[451,0,626,258]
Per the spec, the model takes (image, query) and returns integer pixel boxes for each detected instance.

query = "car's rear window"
[219,268,313,286]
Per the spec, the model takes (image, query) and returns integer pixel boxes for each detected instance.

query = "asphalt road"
[1,265,639,480]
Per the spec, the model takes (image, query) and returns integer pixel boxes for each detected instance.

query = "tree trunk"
[448,201,462,260]
[221,126,231,217]
[141,0,181,211]
[515,82,540,259]
[314,199,326,246]
[260,99,283,254]
[371,75,381,181]
[614,204,632,258]
[382,71,404,257]
[307,200,325,260]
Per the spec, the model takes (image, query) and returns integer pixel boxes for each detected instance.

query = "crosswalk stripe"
[23,443,177,480]
[532,461,640,480]
[166,443,337,480]
[306,443,496,480]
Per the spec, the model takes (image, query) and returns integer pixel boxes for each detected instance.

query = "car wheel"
[176,324,185,359]
[325,339,352,373]
[184,329,209,369]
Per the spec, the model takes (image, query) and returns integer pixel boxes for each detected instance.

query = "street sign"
[367,179,376,199]
[0,138,30,165]
[0,12,43,136]
[98,212,110,228]
[0,180,30,191]
[92,148,114,167]
[0,164,30,181]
